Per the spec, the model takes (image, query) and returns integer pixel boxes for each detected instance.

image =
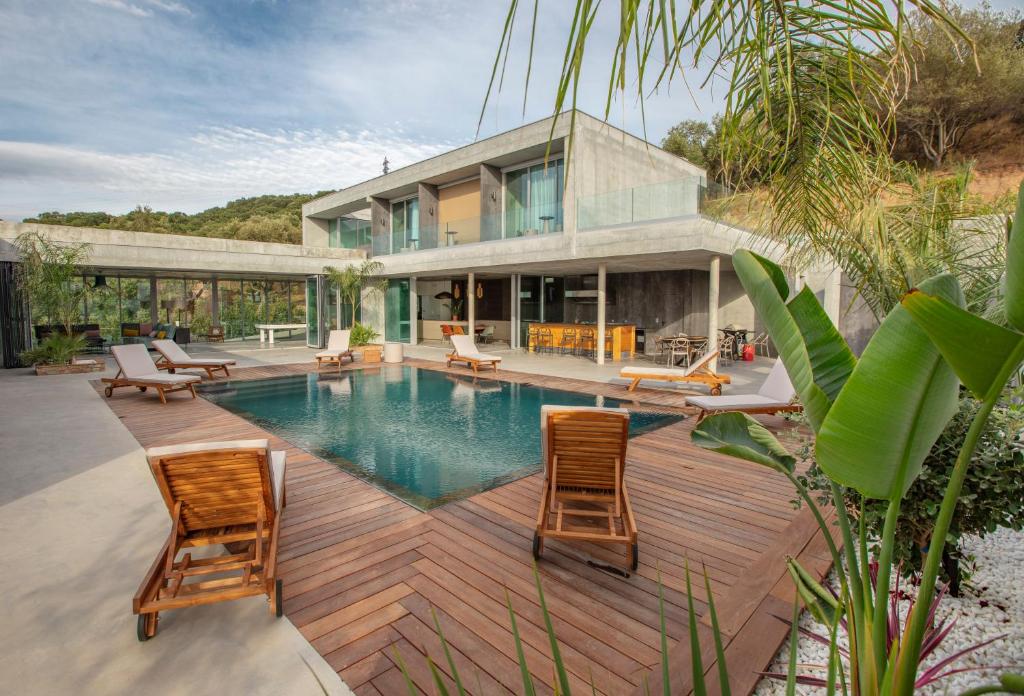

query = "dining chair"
[751,332,771,357]
[668,336,691,367]
[718,335,736,364]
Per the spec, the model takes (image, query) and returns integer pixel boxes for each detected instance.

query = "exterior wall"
[0,222,361,276]
[360,283,386,340]
[572,116,706,202]
[303,216,329,248]
[438,179,482,243]
[718,271,756,332]
[839,275,879,356]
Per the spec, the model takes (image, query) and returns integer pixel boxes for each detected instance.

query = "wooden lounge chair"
[102,344,200,404]
[533,406,638,570]
[687,358,802,421]
[134,439,287,640]
[315,329,353,369]
[447,334,501,373]
[152,339,235,379]
[619,350,731,394]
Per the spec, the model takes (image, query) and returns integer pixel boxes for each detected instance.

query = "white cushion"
[620,366,686,378]
[686,394,785,410]
[133,372,201,385]
[152,338,188,362]
[758,358,796,402]
[111,344,159,378]
[153,339,234,366]
[325,329,351,352]
[270,450,286,511]
[315,350,347,358]
[146,439,270,458]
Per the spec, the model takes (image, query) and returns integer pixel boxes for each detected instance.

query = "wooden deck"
[97,359,832,695]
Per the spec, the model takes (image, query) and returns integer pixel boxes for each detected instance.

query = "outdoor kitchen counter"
[528,322,635,361]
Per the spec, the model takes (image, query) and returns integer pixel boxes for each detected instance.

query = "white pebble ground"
[753,527,1024,695]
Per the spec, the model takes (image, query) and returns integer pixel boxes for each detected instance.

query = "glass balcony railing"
[370,209,564,256]
[577,176,717,230]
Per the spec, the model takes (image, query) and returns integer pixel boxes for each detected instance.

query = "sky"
[0,0,723,221]
[0,0,1014,221]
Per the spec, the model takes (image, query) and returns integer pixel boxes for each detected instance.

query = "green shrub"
[20,334,88,366]
[350,322,379,347]
[799,386,1024,592]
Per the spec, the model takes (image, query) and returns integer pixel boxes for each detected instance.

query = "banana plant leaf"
[691,412,795,474]
[814,273,962,500]
[1006,182,1024,333]
[902,291,1024,401]
[732,250,856,432]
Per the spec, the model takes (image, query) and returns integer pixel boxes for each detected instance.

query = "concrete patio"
[0,367,349,696]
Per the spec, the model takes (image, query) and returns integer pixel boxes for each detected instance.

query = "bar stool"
[577,327,596,357]
[558,327,578,355]
[537,328,554,354]
[526,325,541,353]
[604,329,615,360]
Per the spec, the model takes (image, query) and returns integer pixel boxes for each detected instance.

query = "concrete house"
[301,111,844,359]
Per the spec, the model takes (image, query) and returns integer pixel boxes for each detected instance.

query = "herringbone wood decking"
[97,358,832,695]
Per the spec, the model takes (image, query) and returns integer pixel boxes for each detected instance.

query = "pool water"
[201,366,683,509]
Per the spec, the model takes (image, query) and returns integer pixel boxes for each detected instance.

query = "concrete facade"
[0,222,362,277]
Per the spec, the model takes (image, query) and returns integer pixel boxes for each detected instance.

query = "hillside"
[23,191,334,245]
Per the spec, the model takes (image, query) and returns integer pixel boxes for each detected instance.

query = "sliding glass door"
[504,159,564,238]
[385,278,411,343]
[391,198,419,253]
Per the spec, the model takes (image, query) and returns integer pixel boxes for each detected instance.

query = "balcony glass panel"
[576,176,703,230]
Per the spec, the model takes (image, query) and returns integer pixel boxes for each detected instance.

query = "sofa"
[120,322,179,348]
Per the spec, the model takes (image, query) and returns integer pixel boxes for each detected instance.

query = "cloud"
[86,0,152,17]
[86,0,191,17]
[0,126,452,218]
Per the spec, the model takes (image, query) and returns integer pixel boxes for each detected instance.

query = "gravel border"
[753,527,1024,695]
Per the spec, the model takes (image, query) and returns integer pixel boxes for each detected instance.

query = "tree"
[15,232,91,334]
[896,4,1024,168]
[660,119,716,169]
[324,260,387,328]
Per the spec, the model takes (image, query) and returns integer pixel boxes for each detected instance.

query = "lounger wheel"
[137,386,147,392]
[137,613,156,642]
[710,386,722,396]
[275,578,284,618]
[532,533,543,560]
[631,543,639,571]
[104,386,113,397]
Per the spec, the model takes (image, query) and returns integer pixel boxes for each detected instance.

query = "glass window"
[504,159,564,239]
[391,198,419,253]
[330,217,373,250]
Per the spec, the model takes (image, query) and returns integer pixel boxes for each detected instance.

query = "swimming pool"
[201,366,683,509]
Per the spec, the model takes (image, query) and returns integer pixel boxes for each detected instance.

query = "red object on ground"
[742,344,755,361]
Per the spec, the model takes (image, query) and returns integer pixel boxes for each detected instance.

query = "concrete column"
[211,277,220,326]
[467,272,475,337]
[597,263,607,365]
[480,164,502,241]
[417,184,439,250]
[510,274,519,349]
[409,276,418,344]
[370,196,391,255]
[708,256,720,371]
[823,266,841,325]
[335,285,342,329]
[149,277,158,325]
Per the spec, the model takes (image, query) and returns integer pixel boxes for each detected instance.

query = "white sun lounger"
[447,334,501,373]
[102,344,201,404]
[686,358,802,421]
[315,330,353,369]
[152,339,235,379]
[619,350,730,394]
